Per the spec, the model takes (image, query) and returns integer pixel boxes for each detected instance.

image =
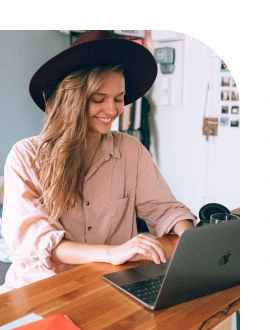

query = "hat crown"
[30,30,157,111]
[71,30,112,47]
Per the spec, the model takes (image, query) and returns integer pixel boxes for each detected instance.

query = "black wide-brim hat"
[29,30,158,111]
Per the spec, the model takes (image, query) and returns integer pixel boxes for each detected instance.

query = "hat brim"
[29,39,157,111]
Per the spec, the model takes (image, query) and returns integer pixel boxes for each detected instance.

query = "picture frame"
[231,91,239,101]
[220,117,229,126]
[221,106,229,114]
[221,77,230,86]
[221,91,230,101]
[231,120,239,127]
[231,106,239,114]
[220,60,229,72]
[232,77,237,87]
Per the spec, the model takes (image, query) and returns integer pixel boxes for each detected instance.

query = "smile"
[96,117,113,124]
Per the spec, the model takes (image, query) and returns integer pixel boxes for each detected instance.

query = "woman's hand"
[108,234,166,265]
[51,235,166,266]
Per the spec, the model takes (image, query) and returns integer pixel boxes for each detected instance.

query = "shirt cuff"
[38,230,66,269]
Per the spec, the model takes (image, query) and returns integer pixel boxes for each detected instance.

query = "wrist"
[105,245,120,264]
[88,244,113,263]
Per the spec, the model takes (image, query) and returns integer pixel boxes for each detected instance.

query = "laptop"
[103,219,240,310]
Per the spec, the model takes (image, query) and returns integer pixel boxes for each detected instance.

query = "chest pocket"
[109,195,134,243]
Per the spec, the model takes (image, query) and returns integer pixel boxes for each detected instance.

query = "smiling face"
[86,71,125,139]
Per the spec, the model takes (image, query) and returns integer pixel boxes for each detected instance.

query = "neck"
[84,133,103,174]
[86,132,103,150]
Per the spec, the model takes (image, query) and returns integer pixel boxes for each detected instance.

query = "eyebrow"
[92,91,126,96]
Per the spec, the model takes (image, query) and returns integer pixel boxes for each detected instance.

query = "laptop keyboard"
[121,275,165,304]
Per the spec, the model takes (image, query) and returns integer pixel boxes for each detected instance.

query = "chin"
[92,126,112,135]
[101,128,112,135]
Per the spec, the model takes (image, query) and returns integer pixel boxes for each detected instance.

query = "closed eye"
[92,100,104,104]
[91,91,125,104]
[92,99,123,104]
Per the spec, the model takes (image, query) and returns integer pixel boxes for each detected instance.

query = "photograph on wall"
[221,91,230,101]
[231,91,239,101]
[231,120,239,127]
[232,77,237,87]
[231,106,239,114]
[220,117,229,126]
[221,77,230,86]
[220,60,229,71]
[221,106,229,114]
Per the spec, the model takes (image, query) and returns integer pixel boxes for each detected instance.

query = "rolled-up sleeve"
[1,140,74,292]
[135,143,197,237]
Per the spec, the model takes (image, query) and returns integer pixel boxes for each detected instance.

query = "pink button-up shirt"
[0,132,197,293]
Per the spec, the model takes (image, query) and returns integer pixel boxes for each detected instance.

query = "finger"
[138,242,164,264]
[128,253,154,262]
[111,245,153,265]
[135,235,166,254]
[129,245,155,262]
[136,237,166,263]
[143,241,166,263]
[127,253,154,261]
[137,234,165,248]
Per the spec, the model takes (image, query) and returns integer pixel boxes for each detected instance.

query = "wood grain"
[211,316,233,330]
[0,213,240,330]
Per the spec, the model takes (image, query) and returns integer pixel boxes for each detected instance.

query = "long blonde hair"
[34,64,124,223]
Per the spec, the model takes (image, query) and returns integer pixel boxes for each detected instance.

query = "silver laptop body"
[103,219,240,310]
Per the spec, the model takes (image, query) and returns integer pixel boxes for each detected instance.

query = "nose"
[105,99,118,116]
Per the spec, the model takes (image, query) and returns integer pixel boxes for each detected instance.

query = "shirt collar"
[100,132,121,160]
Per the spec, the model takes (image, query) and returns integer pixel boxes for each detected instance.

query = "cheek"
[117,104,125,115]
[87,103,98,116]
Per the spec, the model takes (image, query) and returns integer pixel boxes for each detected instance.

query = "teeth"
[99,117,112,123]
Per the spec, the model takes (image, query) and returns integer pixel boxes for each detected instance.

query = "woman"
[1,31,196,293]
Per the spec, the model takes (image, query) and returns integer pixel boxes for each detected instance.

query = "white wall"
[147,31,240,217]
[0,31,70,176]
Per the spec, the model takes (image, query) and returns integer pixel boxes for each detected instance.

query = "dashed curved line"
[225,8,235,15]
[242,19,251,29]
[255,34,262,45]
[30,0,269,65]
[212,1,269,65]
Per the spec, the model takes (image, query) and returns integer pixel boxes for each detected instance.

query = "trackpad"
[103,261,170,287]
[135,260,169,278]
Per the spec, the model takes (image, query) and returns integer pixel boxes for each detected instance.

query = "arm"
[2,140,72,279]
[135,143,197,237]
[51,240,110,264]
[52,234,167,265]
[171,219,194,236]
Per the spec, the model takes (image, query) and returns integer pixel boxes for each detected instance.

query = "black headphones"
[197,203,240,227]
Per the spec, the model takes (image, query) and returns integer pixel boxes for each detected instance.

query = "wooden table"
[0,209,240,330]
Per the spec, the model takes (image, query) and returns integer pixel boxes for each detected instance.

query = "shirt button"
[88,226,92,231]
[86,201,89,206]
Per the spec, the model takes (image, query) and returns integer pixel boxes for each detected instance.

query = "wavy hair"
[33,64,124,223]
